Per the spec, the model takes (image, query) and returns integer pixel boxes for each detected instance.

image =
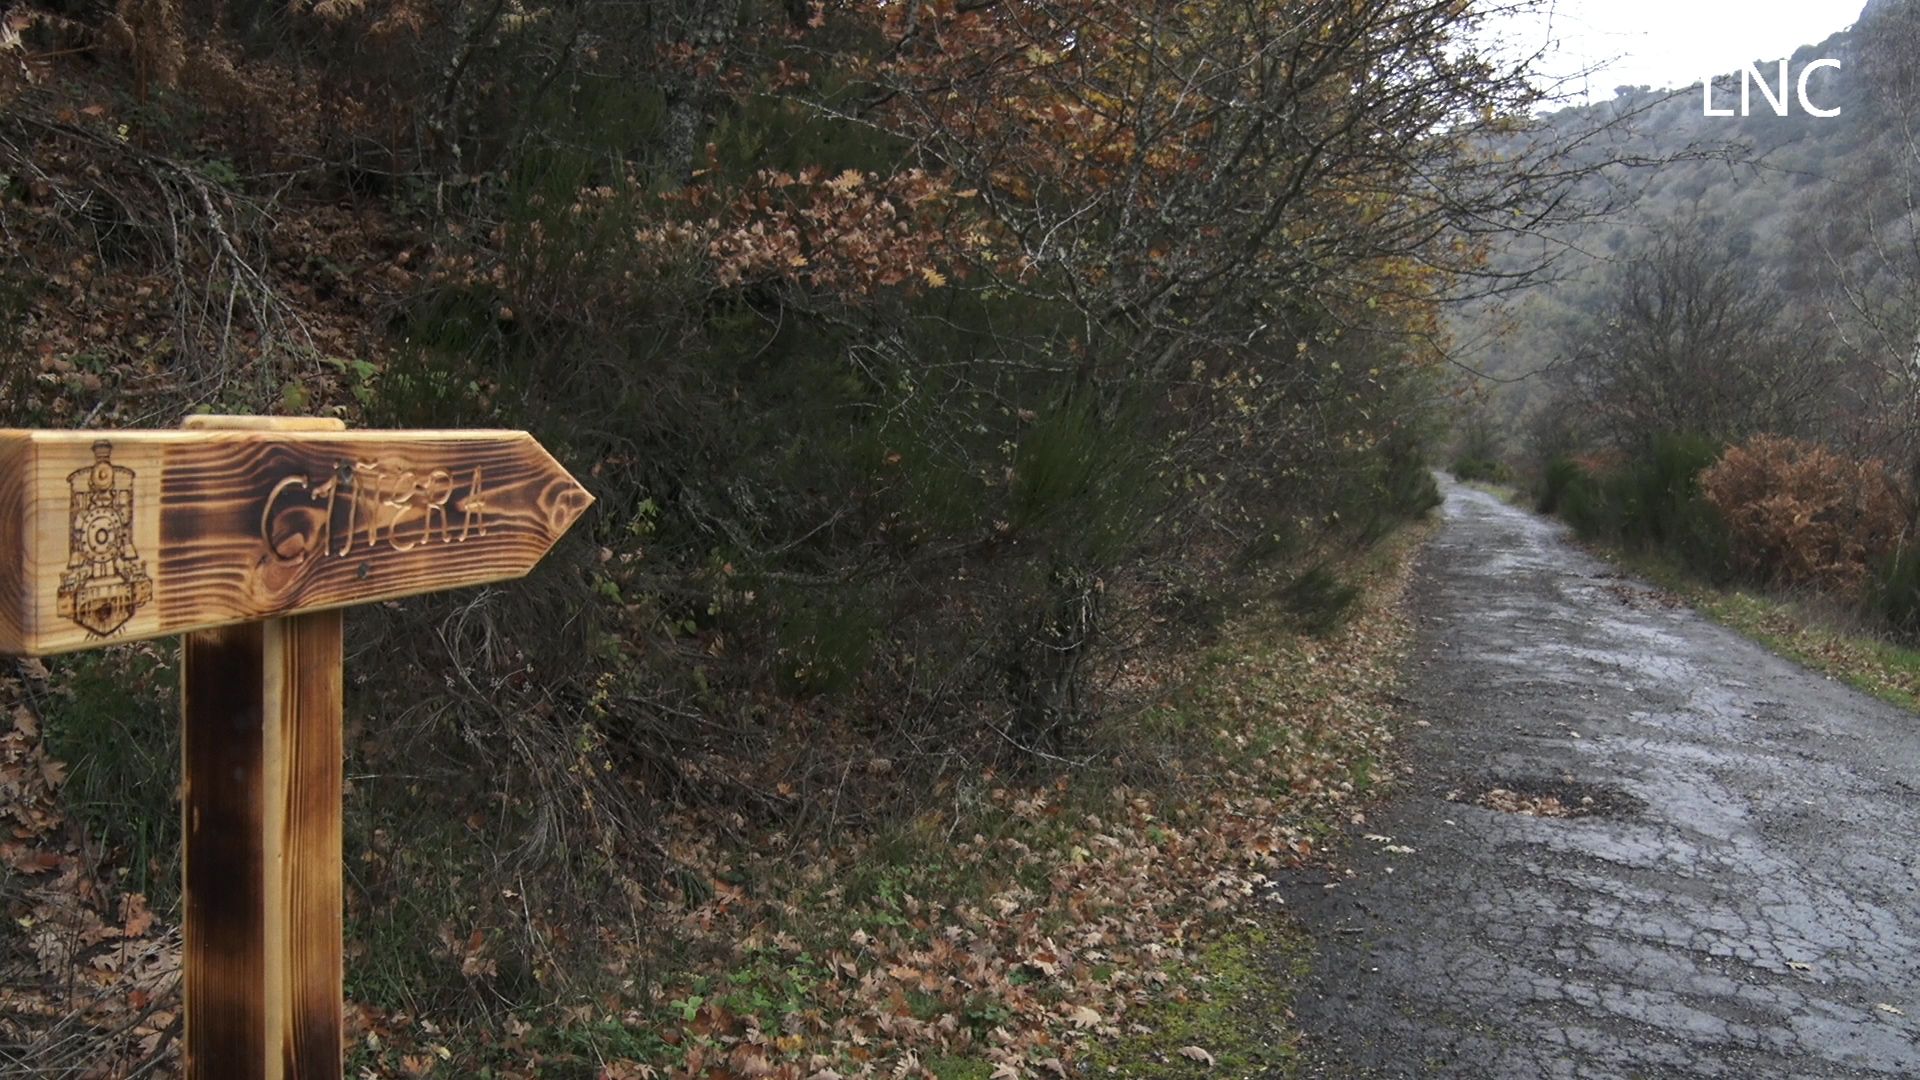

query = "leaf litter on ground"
[0,528,1431,1078]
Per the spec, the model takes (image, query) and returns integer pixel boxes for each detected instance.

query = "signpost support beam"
[181,416,347,1080]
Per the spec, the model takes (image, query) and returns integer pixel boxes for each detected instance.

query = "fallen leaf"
[1178,1045,1215,1066]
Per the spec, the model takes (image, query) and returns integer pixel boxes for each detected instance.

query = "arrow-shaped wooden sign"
[1,416,594,1080]
[0,424,593,656]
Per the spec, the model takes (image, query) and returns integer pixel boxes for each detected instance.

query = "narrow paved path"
[1276,480,1920,1078]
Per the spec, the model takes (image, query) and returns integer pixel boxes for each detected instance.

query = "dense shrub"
[1870,545,1920,639]
[1283,565,1363,636]
[1699,435,1906,593]
[1535,456,1584,515]
[1540,436,1730,578]
[1554,467,1611,539]
[1369,428,1445,530]
[1625,435,1729,574]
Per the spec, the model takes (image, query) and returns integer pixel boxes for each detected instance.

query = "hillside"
[1456,1,1909,444]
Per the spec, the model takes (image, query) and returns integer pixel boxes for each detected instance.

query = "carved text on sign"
[261,461,490,562]
[1,427,592,656]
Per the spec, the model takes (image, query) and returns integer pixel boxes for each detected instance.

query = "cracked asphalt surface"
[1275,480,1920,1078]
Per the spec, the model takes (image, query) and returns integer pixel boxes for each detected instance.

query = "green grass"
[1700,591,1920,713]
[39,647,180,911]
[927,1057,998,1080]
[1458,477,1522,505]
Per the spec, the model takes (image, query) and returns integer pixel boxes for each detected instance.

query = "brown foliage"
[102,0,181,101]
[1700,435,1908,593]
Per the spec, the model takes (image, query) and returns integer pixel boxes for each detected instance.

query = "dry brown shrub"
[102,0,182,100]
[1699,435,1907,593]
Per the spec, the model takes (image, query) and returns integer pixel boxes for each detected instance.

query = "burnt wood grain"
[181,416,349,1080]
[0,428,593,656]
[181,612,346,1080]
[0,433,28,658]
[182,620,270,1076]
[277,610,343,1078]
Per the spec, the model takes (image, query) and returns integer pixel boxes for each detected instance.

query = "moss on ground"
[926,1057,998,1080]
[1086,921,1311,1078]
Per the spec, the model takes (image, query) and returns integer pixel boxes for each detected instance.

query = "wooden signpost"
[0,416,594,1079]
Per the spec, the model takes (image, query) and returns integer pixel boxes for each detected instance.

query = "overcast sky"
[1481,0,1862,104]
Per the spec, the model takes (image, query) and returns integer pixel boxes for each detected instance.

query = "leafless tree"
[1811,0,1920,482]
[1561,220,1836,448]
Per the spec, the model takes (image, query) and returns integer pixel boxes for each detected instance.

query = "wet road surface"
[1276,480,1920,1078]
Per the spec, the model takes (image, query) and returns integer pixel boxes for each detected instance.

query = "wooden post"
[181,416,346,1080]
